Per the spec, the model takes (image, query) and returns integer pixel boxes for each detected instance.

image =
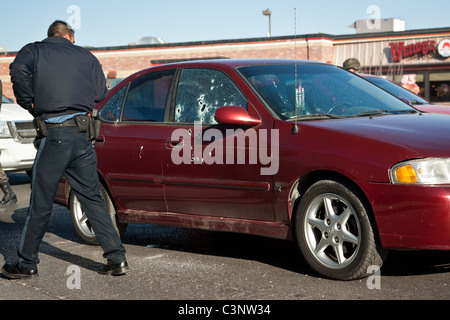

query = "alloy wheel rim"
[73,196,95,237]
[303,193,361,269]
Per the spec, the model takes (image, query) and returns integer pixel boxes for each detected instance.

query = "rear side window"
[100,85,127,122]
[122,70,175,122]
[174,68,247,124]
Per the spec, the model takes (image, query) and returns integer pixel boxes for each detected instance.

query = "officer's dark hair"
[47,20,74,38]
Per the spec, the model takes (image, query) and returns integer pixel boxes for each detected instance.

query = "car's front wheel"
[69,184,127,245]
[295,179,384,280]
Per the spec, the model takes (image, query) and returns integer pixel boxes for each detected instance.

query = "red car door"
[96,70,175,214]
[161,67,276,221]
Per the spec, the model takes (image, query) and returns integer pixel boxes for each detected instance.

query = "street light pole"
[262,9,272,37]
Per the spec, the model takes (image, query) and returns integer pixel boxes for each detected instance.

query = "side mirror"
[214,106,261,127]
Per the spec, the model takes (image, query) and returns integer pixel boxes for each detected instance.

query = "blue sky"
[1,0,449,52]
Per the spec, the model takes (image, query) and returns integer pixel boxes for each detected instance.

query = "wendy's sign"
[389,40,436,62]
[437,39,450,58]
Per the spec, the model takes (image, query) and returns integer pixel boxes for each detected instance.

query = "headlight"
[391,158,450,184]
[0,121,13,138]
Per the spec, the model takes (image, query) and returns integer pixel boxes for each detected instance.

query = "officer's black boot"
[0,182,17,206]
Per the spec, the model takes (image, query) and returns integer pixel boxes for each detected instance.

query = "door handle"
[166,138,184,148]
[95,135,105,144]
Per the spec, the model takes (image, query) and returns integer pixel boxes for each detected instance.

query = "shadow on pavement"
[2,172,449,279]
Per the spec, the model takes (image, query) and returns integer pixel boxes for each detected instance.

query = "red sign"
[389,40,436,62]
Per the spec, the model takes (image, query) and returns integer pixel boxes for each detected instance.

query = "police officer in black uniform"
[1,20,128,279]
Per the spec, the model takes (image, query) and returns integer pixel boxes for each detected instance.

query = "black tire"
[295,179,384,280]
[69,184,127,245]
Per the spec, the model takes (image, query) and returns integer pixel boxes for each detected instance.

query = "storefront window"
[430,72,450,103]
[414,74,425,97]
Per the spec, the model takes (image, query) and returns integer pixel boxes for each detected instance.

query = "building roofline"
[90,33,335,52]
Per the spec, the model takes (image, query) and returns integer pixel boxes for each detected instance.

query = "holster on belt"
[90,109,101,141]
[75,112,100,141]
[32,116,48,138]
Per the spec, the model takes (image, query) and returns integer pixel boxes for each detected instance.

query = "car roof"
[156,58,328,69]
[116,58,332,87]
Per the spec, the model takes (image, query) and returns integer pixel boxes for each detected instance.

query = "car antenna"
[293,7,300,135]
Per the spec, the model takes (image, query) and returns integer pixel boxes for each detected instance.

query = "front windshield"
[238,63,417,120]
[363,76,429,105]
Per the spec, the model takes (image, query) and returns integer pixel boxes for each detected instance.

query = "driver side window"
[174,68,247,124]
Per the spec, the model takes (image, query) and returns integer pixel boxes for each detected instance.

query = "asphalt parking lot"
[0,172,448,309]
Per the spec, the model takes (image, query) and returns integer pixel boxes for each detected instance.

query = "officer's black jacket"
[10,36,107,118]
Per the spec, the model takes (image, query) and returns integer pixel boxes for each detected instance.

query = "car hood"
[415,104,450,115]
[0,103,33,121]
[303,112,450,158]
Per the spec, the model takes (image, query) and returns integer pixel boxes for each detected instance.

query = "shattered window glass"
[174,68,247,124]
[99,85,127,122]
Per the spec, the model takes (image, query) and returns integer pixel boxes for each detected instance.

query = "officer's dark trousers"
[18,126,126,270]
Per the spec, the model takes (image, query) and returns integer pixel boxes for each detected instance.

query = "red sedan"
[55,59,450,280]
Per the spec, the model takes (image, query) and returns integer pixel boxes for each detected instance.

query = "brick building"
[1,26,450,103]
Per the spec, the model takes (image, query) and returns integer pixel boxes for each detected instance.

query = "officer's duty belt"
[46,118,77,128]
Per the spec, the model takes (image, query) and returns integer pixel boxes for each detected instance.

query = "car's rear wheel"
[295,179,384,280]
[69,184,127,245]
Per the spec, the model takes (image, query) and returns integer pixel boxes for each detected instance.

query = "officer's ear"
[63,33,74,44]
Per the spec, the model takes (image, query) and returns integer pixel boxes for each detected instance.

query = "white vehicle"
[0,95,36,174]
